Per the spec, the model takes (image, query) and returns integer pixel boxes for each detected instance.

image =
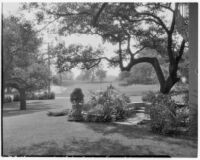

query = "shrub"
[145,91,189,135]
[4,96,12,103]
[149,94,178,135]
[52,75,61,85]
[13,94,20,101]
[48,92,55,99]
[142,91,157,103]
[84,86,130,122]
[36,92,55,100]
[70,88,84,104]
[13,92,55,101]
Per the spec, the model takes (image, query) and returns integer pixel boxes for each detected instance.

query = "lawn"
[53,81,159,100]
[2,83,197,157]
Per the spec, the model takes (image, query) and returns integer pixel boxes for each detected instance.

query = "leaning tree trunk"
[135,57,179,94]
[19,88,26,110]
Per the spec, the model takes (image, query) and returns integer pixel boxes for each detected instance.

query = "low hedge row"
[13,92,55,101]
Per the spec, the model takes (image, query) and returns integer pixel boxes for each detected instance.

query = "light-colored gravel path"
[3,99,197,157]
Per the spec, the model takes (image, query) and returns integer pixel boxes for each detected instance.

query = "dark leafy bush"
[52,75,61,85]
[84,86,130,122]
[4,96,12,103]
[13,92,55,101]
[149,94,178,135]
[142,91,157,103]
[70,88,84,104]
[36,92,55,100]
[143,91,189,135]
[13,94,20,101]
[48,92,55,99]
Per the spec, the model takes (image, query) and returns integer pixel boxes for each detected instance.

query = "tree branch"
[92,3,108,26]
[137,12,169,33]
[159,4,174,12]
[130,47,146,58]
[46,10,91,17]
[118,41,124,70]
[169,3,178,34]
[36,16,61,33]
[124,57,166,85]
[176,39,185,62]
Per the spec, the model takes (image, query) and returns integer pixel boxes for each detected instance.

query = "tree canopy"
[23,2,189,93]
[3,16,50,109]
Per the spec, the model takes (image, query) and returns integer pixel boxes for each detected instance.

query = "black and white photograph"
[1,1,198,157]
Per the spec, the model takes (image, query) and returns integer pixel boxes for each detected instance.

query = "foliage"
[95,69,107,82]
[76,69,96,82]
[52,75,61,85]
[142,91,157,103]
[13,94,20,102]
[119,63,158,85]
[13,92,55,101]
[35,92,55,100]
[3,96,12,103]
[3,16,51,109]
[25,2,189,93]
[149,94,178,135]
[83,86,130,122]
[70,88,84,104]
[3,16,42,80]
[142,91,189,135]
[76,67,107,82]
[55,44,104,72]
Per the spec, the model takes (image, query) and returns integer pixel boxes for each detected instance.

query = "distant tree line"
[76,68,107,83]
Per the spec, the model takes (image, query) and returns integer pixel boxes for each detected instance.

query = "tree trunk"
[134,57,179,94]
[19,89,26,110]
[2,84,5,103]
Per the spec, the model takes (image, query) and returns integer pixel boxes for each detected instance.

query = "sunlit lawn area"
[55,81,159,97]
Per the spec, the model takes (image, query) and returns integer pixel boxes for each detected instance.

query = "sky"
[3,2,120,77]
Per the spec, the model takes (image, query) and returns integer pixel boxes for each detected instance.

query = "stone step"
[114,113,150,125]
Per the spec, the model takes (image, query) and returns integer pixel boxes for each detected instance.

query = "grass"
[54,81,159,97]
[9,138,141,156]
[6,122,197,157]
[3,82,197,157]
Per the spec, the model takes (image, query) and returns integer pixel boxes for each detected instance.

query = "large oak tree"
[25,3,188,94]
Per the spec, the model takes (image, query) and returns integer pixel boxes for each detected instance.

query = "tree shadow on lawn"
[3,101,59,117]
[7,138,165,156]
[84,122,197,148]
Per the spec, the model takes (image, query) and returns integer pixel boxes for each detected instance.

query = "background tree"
[25,3,188,94]
[118,63,158,85]
[3,16,50,110]
[76,69,96,82]
[95,68,107,82]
